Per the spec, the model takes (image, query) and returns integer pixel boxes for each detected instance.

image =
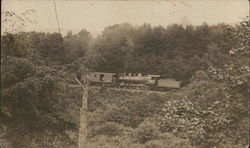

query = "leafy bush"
[159,76,248,147]
[88,122,127,137]
[134,118,160,144]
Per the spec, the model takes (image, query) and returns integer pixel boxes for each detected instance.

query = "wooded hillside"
[1,19,249,148]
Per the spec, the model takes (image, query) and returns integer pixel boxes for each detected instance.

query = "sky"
[2,0,249,36]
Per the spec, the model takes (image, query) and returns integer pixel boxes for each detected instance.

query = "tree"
[64,30,93,63]
[2,10,36,34]
[93,23,135,72]
[1,10,79,147]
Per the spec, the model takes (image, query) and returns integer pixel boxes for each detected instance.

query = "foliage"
[2,10,36,34]
[91,23,235,82]
[100,92,169,127]
[1,13,249,147]
[228,17,250,55]
[88,122,127,137]
[159,70,248,147]
[134,118,161,144]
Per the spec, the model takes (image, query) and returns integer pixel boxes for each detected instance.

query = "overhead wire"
[52,0,61,35]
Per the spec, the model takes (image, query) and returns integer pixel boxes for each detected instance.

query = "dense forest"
[1,17,249,148]
[2,23,238,80]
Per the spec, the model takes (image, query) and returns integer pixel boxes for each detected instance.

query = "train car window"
[112,75,116,83]
[99,74,104,81]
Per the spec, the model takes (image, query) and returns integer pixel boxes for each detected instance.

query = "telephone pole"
[75,70,89,148]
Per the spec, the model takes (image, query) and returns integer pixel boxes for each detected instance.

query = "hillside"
[1,79,248,148]
[1,17,249,148]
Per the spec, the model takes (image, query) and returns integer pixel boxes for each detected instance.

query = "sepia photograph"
[1,0,249,148]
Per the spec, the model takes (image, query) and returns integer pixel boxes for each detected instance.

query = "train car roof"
[147,74,161,77]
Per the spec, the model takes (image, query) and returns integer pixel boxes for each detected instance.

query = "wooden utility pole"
[75,72,88,148]
[52,1,91,147]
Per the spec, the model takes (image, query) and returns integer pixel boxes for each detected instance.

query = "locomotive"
[88,72,181,91]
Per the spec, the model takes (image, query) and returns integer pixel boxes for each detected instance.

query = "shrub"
[88,122,126,137]
[134,118,160,144]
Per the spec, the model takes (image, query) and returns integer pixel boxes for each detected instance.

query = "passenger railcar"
[88,72,117,86]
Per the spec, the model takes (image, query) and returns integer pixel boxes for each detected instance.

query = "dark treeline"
[1,23,238,82]
[92,23,236,82]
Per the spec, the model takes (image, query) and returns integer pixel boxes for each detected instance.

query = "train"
[87,72,181,91]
